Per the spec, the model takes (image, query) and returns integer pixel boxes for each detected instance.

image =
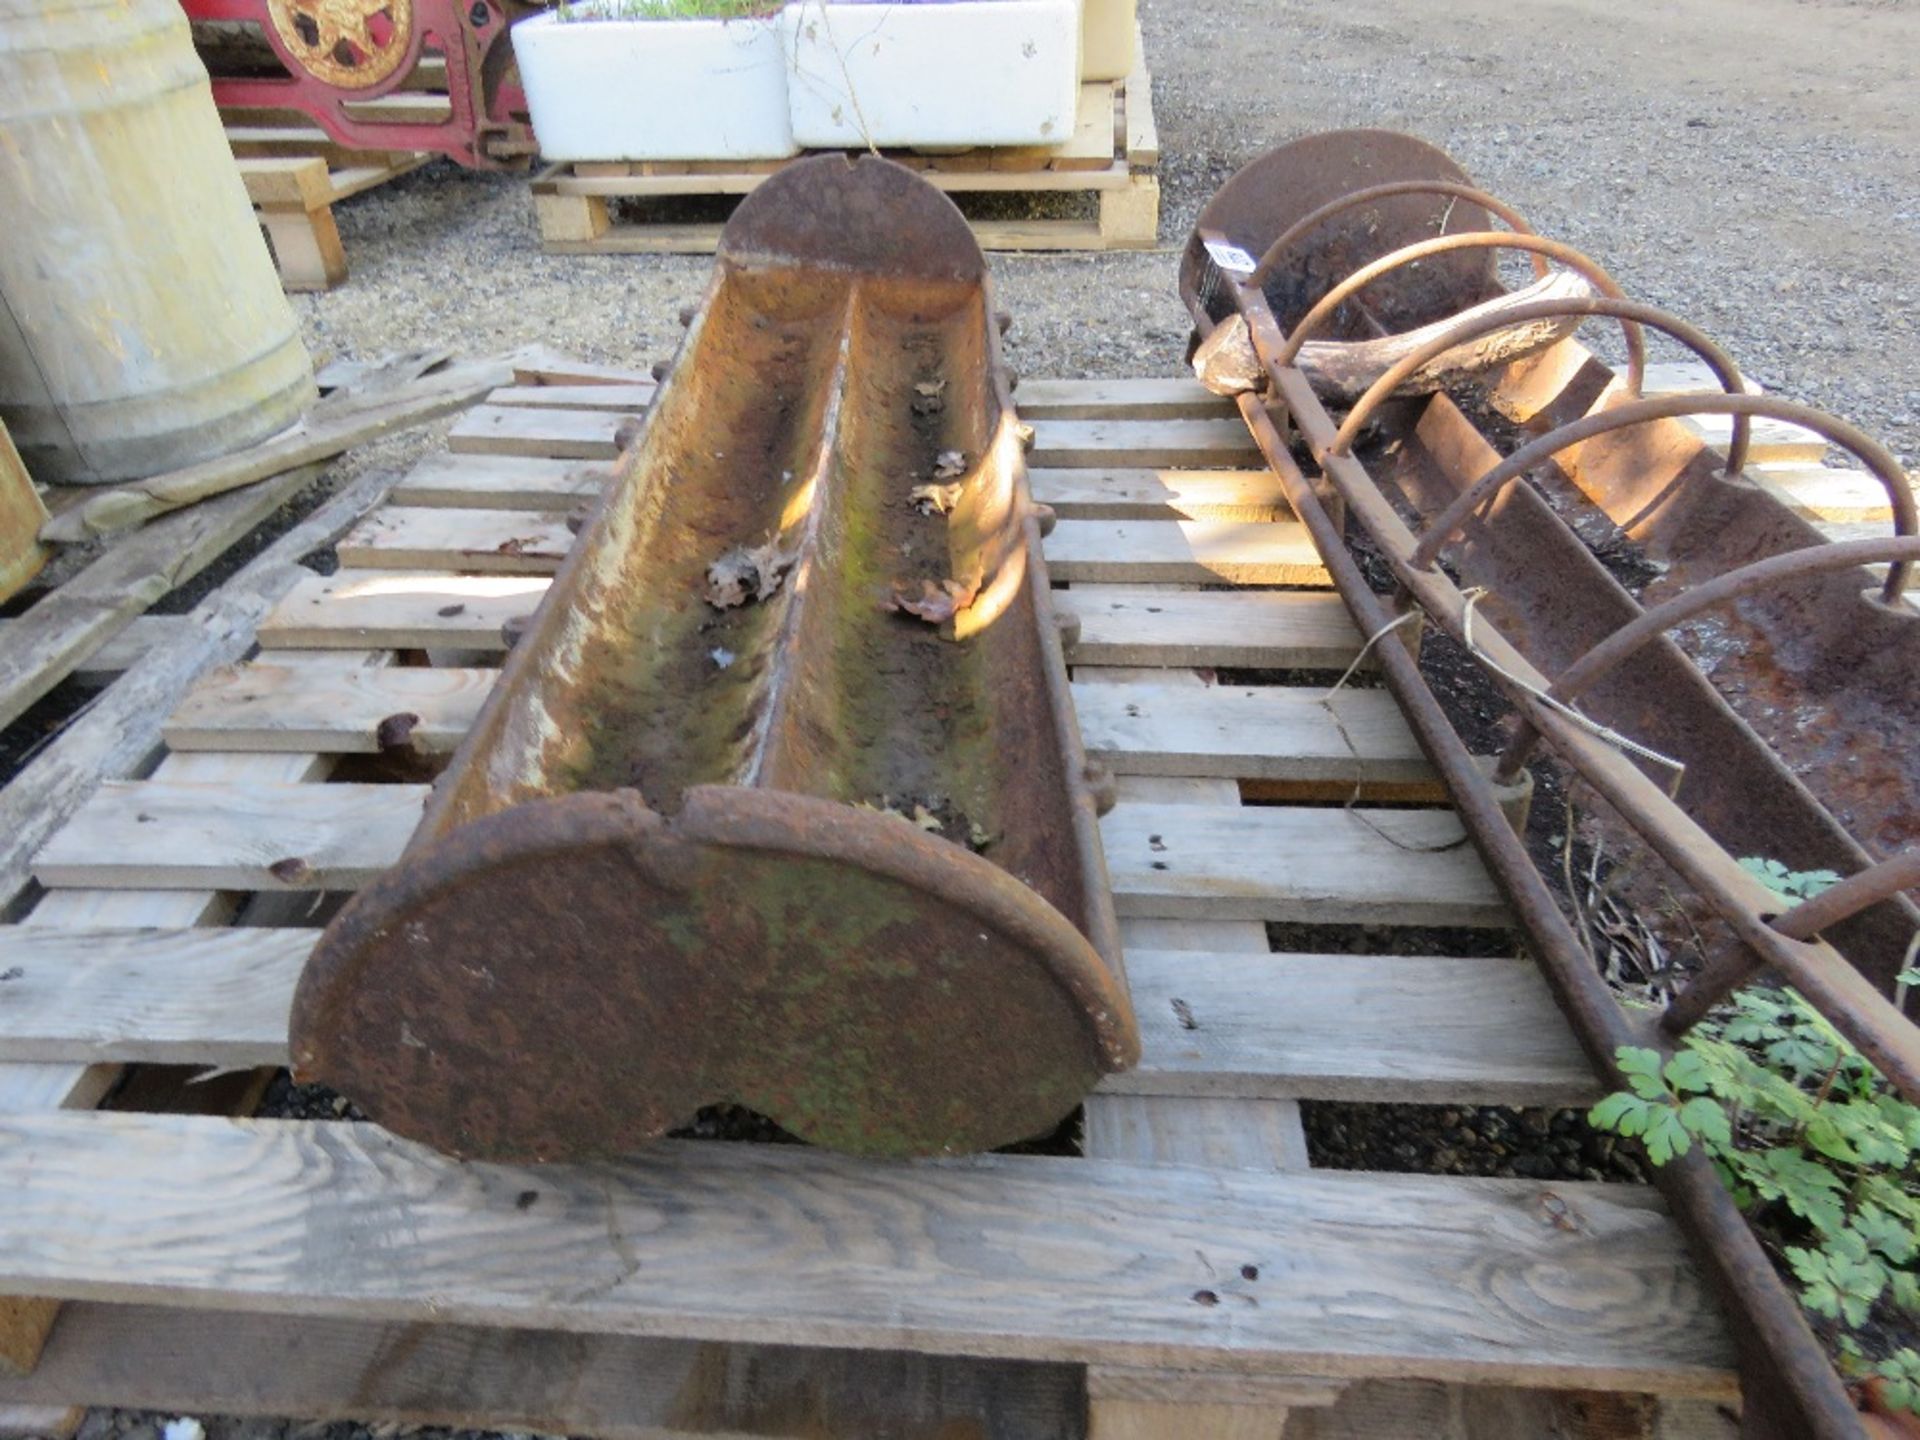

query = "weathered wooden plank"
[1082,1096,1312,1175]
[1083,669,1316,1340]
[511,352,657,388]
[390,452,609,510]
[0,614,190,684]
[545,160,1135,197]
[1115,952,1597,1105]
[1044,519,1327,586]
[1029,468,1287,521]
[0,462,317,730]
[447,405,632,459]
[486,383,656,412]
[1072,681,1431,787]
[258,570,549,650]
[0,931,1591,1105]
[1017,379,1229,421]
[0,471,414,919]
[32,781,425,892]
[1749,463,1904,525]
[1028,419,1262,469]
[260,572,1360,666]
[545,218,1116,258]
[1122,47,1158,168]
[0,420,48,605]
[336,507,573,574]
[1,748,338,1374]
[1061,587,1366,670]
[0,1111,1734,1394]
[1633,362,1826,464]
[0,928,308,1068]
[325,507,1328,588]
[1102,802,1507,928]
[165,660,495,754]
[0,1304,1082,1440]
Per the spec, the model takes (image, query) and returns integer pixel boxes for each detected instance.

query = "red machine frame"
[181,0,539,169]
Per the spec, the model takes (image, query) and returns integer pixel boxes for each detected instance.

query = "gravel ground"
[294,0,1920,466]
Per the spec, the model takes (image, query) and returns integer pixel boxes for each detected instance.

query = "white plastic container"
[512,9,798,163]
[780,0,1082,149]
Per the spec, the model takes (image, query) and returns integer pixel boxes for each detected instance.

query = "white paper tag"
[1203,238,1259,275]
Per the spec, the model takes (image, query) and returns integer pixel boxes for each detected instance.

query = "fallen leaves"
[910,482,964,516]
[706,540,795,610]
[884,574,979,626]
[932,449,967,479]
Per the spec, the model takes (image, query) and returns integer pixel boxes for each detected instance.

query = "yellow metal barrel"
[0,0,313,484]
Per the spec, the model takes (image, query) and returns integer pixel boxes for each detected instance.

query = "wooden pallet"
[0,375,1739,1440]
[0,456,320,738]
[532,58,1161,255]
[1619,361,1913,534]
[226,119,430,291]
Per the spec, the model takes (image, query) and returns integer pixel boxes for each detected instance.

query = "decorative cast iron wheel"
[268,0,414,89]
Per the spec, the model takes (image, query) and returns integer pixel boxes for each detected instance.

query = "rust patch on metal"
[291,155,1136,1161]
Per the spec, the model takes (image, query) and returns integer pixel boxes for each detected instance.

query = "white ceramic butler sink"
[780,0,1083,149]
[512,8,799,163]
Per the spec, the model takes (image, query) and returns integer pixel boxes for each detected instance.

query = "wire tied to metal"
[1456,587,1689,797]
[1319,604,1468,855]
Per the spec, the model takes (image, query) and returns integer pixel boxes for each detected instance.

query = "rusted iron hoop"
[1662,847,1920,1042]
[1226,376,1872,1437]
[1494,536,1920,782]
[1325,296,1750,467]
[1772,850,1920,943]
[1246,180,1547,289]
[1270,232,1647,388]
[1412,393,1919,604]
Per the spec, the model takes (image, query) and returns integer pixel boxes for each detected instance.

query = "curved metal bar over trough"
[1181,127,1920,1440]
[291,155,1138,1163]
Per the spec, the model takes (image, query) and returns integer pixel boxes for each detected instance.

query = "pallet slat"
[327,507,1330,589]
[0,1304,1082,1440]
[0,1111,1733,1394]
[1029,468,1286,522]
[1017,378,1229,421]
[1102,802,1507,927]
[259,572,1368,665]
[1071,681,1431,787]
[32,781,426,892]
[165,661,496,754]
[1117,952,1597,1105]
[0,932,1595,1105]
[390,453,610,510]
[486,383,658,412]
[443,412,1263,470]
[259,571,550,651]
[1044,519,1327,586]
[1028,419,1263,468]
[337,508,573,574]
[31,784,1503,926]
[1060,587,1366,670]
[448,406,634,459]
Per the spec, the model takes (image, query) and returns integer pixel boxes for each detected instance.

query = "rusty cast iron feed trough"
[1182,129,1918,1440]
[292,156,1137,1162]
